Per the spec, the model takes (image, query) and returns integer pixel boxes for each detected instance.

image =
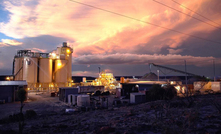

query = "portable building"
[59,87,78,102]
[77,95,90,107]
[211,82,221,92]
[130,93,146,104]
[194,81,211,91]
[0,81,27,103]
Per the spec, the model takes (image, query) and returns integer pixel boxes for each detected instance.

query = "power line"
[171,0,221,27]
[153,0,221,30]
[69,0,221,45]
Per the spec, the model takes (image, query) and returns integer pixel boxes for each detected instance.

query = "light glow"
[6,77,10,80]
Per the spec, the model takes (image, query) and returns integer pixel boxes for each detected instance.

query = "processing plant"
[12,42,73,91]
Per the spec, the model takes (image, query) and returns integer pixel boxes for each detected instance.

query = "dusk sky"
[0,0,221,78]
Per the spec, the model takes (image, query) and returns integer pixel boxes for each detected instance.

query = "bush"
[148,84,165,101]
[25,110,37,119]
[147,84,177,101]
[164,85,177,100]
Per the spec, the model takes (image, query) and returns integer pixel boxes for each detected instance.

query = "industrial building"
[0,81,27,103]
[12,42,73,91]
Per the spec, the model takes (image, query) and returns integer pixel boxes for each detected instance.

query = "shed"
[130,92,146,104]
[0,81,27,103]
[59,87,78,102]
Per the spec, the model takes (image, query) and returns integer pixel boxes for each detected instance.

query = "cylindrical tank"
[39,58,52,83]
[14,57,23,80]
[54,59,67,83]
[77,95,90,107]
[67,54,72,82]
[23,57,38,83]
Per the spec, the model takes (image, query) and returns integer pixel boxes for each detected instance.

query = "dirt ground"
[0,92,221,134]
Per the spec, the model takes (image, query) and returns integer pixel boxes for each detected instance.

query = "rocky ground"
[0,92,221,134]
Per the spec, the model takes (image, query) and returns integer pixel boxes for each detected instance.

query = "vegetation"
[147,84,177,101]
[17,88,27,134]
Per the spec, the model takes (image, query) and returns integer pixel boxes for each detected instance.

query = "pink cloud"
[0,39,22,46]
[32,48,47,53]
[1,0,220,60]
[73,53,220,66]
[72,71,98,77]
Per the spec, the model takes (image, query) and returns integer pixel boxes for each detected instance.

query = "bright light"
[66,49,70,54]
[6,77,10,80]
[57,62,62,67]
[52,53,56,57]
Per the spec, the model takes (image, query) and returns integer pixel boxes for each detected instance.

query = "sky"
[0,0,221,78]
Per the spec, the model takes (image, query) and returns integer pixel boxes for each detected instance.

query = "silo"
[39,58,52,83]
[54,59,67,83]
[14,57,23,80]
[67,53,72,82]
[23,57,38,83]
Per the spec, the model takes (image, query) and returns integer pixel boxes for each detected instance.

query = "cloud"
[1,0,221,76]
[0,39,22,46]
[1,0,221,55]
[168,48,183,54]
[32,48,47,53]
[73,53,220,66]
[72,71,98,77]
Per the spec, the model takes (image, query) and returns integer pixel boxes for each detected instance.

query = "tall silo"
[56,42,73,84]
[54,59,67,84]
[23,57,38,83]
[14,57,23,80]
[39,58,53,83]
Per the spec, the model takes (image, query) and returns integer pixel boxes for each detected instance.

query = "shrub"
[25,110,37,119]
[148,84,165,101]
[147,84,177,101]
[163,85,177,100]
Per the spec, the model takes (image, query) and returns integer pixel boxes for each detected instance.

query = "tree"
[17,88,27,113]
[17,88,27,134]
[163,85,177,100]
[148,84,165,101]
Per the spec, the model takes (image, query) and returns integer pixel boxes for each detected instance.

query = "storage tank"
[77,95,90,107]
[54,59,67,83]
[23,57,38,83]
[14,57,23,80]
[39,58,52,83]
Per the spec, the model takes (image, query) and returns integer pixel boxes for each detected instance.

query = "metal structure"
[91,71,120,92]
[149,63,202,77]
[13,42,73,91]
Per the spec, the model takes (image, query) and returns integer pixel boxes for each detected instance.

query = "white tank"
[39,58,52,83]
[14,57,23,80]
[54,59,67,83]
[77,95,90,107]
[23,57,38,83]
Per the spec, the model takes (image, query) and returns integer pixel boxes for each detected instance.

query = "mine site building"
[12,42,73,91]
[0,81,27,103]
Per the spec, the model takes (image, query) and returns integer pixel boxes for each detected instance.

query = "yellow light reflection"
[66,49,70,54]
[6,77,10,80]
[57,62,62,68]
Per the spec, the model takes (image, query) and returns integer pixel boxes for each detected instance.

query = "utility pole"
[157,70,159,81]
[184,60,188,96]
[213,59,215,81]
